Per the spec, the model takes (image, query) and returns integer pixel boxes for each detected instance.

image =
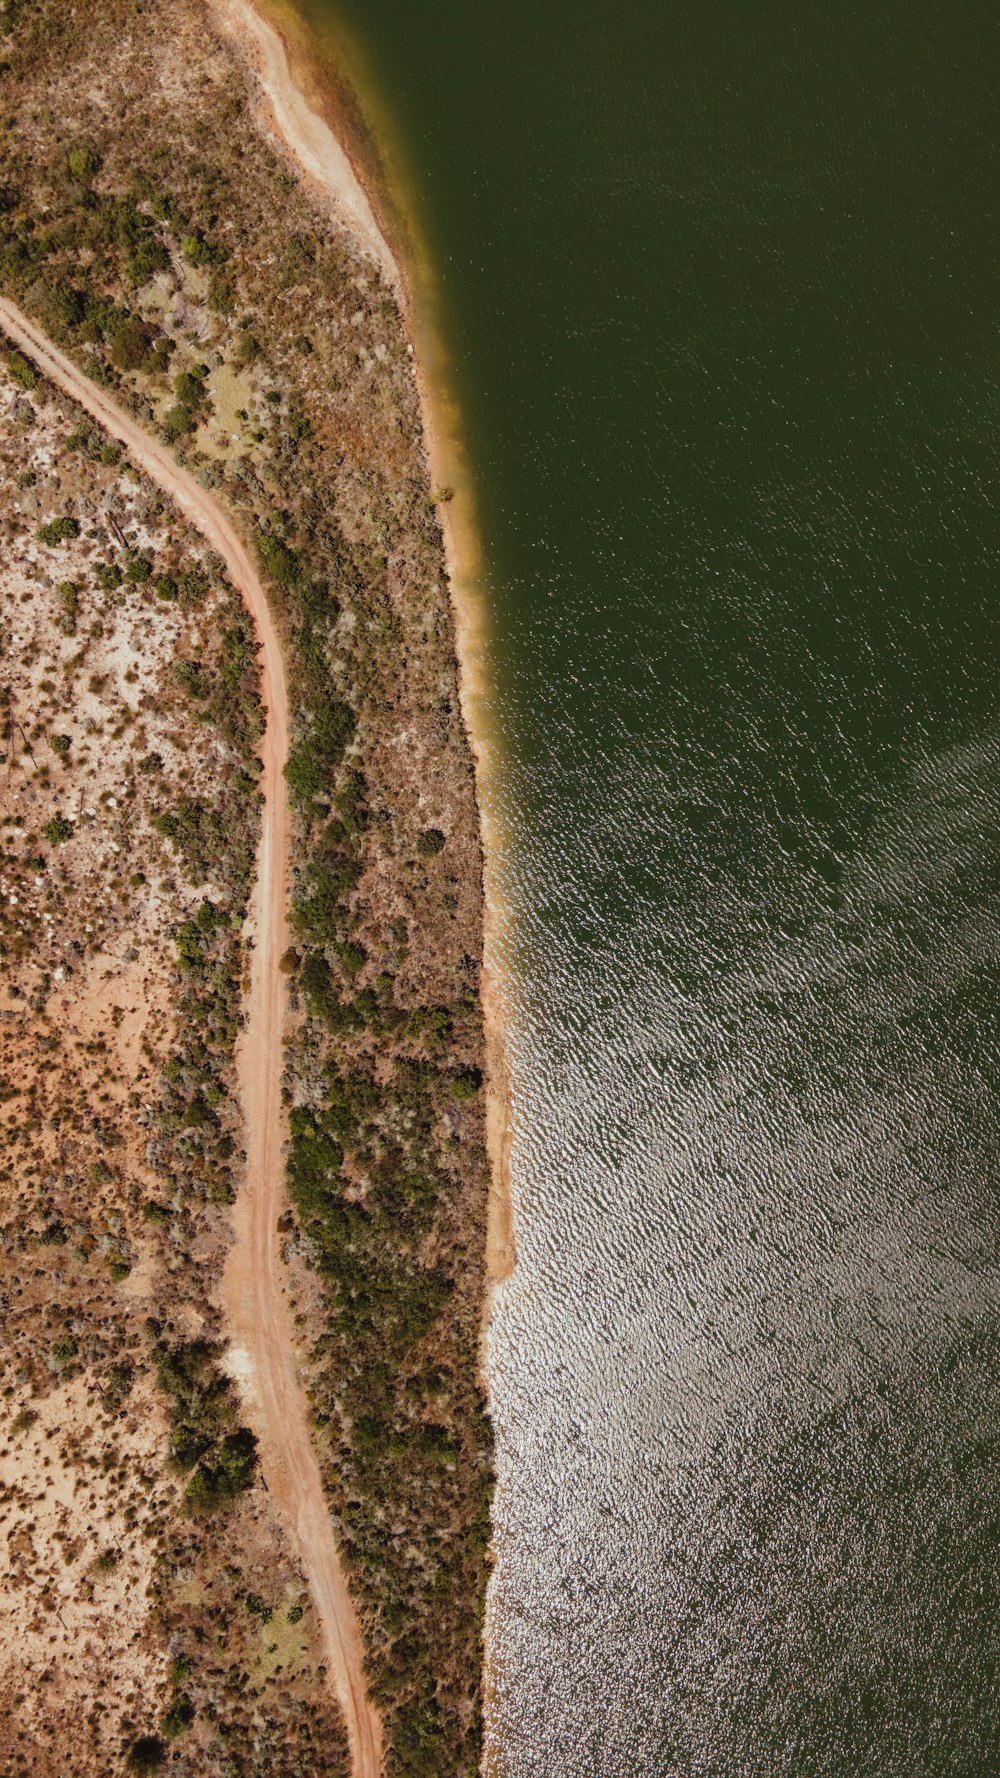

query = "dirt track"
[0,296,383,1778]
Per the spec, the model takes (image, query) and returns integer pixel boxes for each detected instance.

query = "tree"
[126,1736,166,1774]
[6,349,37,390]
[42,815,74,844]
[68,142,102,185]
[110,315,154,371]
[37,516,79,546]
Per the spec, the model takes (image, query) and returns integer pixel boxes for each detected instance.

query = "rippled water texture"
[296,0,1000,1770]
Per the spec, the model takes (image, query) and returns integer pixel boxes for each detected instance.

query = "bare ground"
[0,297,382,1776]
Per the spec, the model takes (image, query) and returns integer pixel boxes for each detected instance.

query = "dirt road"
[0,297,383,1778]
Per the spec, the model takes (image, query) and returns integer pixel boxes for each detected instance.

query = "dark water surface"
[295,1,1000,1771]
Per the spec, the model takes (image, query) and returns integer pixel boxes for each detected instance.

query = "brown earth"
[0,297,381,1776]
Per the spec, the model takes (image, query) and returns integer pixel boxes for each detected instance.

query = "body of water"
[293,2,1000,1771]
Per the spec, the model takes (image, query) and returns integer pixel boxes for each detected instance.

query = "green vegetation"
[152,1336,258,1511]
[416,826,446,857]
[125,1736,166,1774]
[36,515,79,545]
[6,348,37,390]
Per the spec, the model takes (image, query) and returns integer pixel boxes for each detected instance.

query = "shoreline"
[209,0,516,1297]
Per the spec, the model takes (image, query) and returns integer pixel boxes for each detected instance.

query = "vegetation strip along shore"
[1,2,495,1770]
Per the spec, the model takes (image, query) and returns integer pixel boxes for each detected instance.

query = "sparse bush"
[163,402,195,442]
[126,1737,166,1774]
[256,528,299,586]
[6,349,37,390]
[68,141,102,185]
[37,515,79,546]
[185,1427,258,1511]
[161,1693,195,1740]
[125,552,152,583]
[110,315,154,371]
[451,1069,482,1100]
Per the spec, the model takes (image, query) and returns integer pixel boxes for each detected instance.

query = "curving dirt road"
[0,297,383,1778]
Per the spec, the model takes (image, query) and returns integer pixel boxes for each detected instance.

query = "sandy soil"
[0,297,382,1777]
[210,0,516,1298]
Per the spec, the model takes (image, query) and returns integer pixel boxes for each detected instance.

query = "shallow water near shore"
[291,2,1000,1772]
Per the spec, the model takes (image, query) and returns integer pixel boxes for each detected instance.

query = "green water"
[295,1,1000,1772]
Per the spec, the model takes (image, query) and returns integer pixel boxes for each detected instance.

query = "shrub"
[208,266,233,312]
[161,1693,195,1740]
[6,349,37,390]
[67,142,102,185]
[116,201,168,285]
[175,920,204,973]
[181,232,212,266]
[256,528,299,586]
[125,552,152,584]
[163,403,195,442]
[174,369,207,408]
[110,315,153,371]
[337,940,366,976]
[37,280,85,340]
[47,733,70,756]
[451,1068,483,1100]
[37,515,79,546]
[416,827,446,857]
[105,1363,134,1406]
[126,1737,166,1774]
[42,815,73,844]
[185,1428,258,1511]
[284,747,322,800]
[96,561,122,590]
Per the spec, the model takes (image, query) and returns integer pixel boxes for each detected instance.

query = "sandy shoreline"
[209,0,515,1295]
